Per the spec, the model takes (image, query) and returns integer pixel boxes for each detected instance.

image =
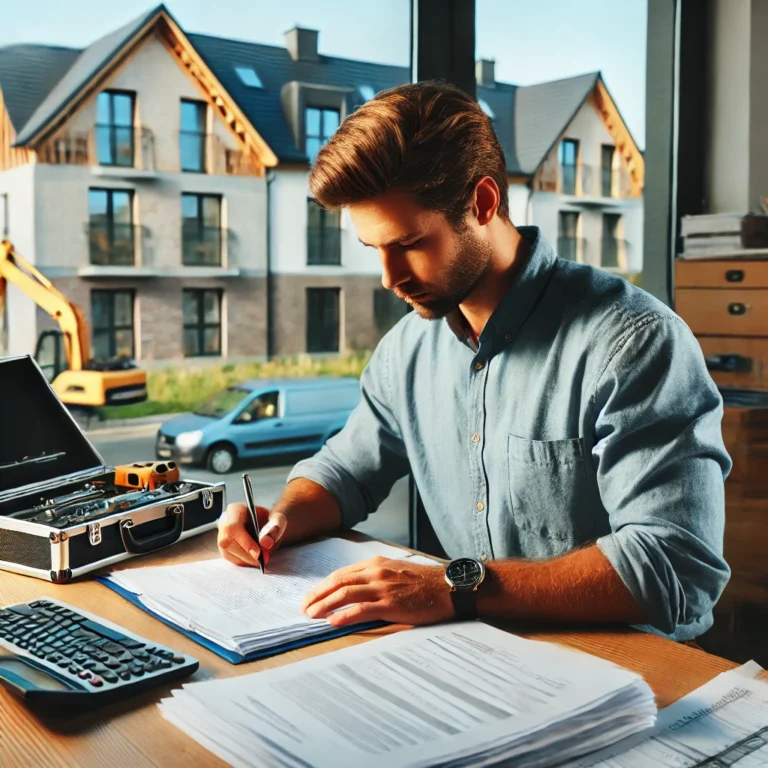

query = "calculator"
[0,598,199,711]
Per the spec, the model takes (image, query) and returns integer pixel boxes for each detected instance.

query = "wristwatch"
[445,558,486,620]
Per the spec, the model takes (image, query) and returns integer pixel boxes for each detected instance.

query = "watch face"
[446,558,484,589]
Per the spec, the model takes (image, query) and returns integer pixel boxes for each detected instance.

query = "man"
[218,82,730,641]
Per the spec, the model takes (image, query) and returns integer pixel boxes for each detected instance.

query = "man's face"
[349,191,494,319]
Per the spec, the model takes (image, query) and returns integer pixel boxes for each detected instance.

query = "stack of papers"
[159,621,657,768]
[103,537,436,659]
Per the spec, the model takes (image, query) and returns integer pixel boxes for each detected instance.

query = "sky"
[0,0,647,145]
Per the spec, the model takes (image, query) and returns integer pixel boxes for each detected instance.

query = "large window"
[374,288,409,333]
[182,193,222,266]
[557,211,581,262]
[559,139,579,195]
[307,199,341,265]
[180,100,207,173]
[601,144,616,197]
[96,91,134,167]
[91,290,135,360]
[306,288,340,353]
[305,107,340,163]
[183,289,222,357]
[88,188,134,265]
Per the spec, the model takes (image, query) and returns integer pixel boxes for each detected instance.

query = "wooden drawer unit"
[675,260,768,392]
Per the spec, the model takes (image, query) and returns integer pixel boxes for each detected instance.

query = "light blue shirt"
[288,227,731,640]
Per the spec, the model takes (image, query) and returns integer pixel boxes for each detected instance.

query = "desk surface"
[0,532,737,768]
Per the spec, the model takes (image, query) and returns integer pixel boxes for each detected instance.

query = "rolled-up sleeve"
[286,335,410,528]
[592,313,732,639]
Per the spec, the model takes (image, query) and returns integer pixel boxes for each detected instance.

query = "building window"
[91,290,135,360]
[234,66,263,88]
[307,200,341,265]
[558,211,582,262]
[95,91,135,167]
[180,100,207,173]
[182,193,222,266]
[305,107,340,163]
[601,144,616,197]
[183,289,222,357]
[602,213,623,268]
[558,138,579,195]
[374,288,409,333]
[88,188,135,266]
[306,288,340,353]
[0,193,7,237]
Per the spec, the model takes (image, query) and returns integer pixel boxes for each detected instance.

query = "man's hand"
[300,556,454,627]
[217,503,287,568]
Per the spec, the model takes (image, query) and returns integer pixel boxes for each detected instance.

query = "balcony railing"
[40,126,156,170]
[601,237,630,269]
[182,225,225,266]
[557,236,586,262]
[177,131,263,176]
[87,222,139,266]
[536,164,633,198]
[307,227,342,266]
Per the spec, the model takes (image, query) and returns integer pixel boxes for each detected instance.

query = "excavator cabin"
[0,240,147,410]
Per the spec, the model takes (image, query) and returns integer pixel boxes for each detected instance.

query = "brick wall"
[272,274,384,356]
[46,275,267,364]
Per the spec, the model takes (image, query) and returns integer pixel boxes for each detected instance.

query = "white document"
[106,538,436,655]
[566,661,768,767]
[159,621,656,768]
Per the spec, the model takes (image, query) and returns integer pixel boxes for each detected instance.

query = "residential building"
[0,5,643,367]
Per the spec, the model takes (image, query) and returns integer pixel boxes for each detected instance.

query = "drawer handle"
[728,302,748,315]
[705,354,753,373]
[726,270,745,282]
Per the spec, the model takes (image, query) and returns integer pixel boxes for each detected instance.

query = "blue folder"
[97,576,385,665]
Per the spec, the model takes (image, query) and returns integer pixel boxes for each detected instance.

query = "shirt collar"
[446,226,558,353]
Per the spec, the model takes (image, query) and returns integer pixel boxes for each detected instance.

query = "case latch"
[88,522,102,546]
[202,489,214,510]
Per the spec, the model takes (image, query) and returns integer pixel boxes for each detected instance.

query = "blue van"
[155,377,361,474]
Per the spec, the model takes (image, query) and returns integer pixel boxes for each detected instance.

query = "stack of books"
[680,212,745,258]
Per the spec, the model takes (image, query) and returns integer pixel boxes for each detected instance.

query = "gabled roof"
[0,44,80,132]
[14,5,164,145]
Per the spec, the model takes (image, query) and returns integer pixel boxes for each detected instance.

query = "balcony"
[307,226,342,266]
[178,132,262,176]
[39,127,157,177]
[536,164,633,201]
[557,236,586,262]
[79,222,155,278]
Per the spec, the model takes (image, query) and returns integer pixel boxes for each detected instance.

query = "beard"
[394,229,495,320]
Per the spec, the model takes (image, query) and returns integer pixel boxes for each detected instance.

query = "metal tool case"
[0,356,225,583]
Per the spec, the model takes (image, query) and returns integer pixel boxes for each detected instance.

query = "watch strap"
[450,588,478,620]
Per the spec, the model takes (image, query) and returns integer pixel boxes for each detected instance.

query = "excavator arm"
[0,239,90,370]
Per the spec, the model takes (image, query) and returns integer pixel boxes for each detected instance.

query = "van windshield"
[194,387,250,418]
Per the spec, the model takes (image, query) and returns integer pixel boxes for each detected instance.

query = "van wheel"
[207,444,236,474]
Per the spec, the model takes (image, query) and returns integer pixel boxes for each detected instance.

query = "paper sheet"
[159,621,656,768]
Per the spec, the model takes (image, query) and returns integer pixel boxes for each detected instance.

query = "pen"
[241,473,265,573]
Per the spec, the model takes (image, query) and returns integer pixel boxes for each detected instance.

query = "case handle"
[705,354,753,373]
[726,269,745,282]
[728,302,748,316]
[119,504,184,555]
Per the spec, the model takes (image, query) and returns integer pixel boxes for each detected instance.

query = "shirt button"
[476,501,484,512]
[504,332,513,341]
[474,362,484,371]
[480,553,488,561]
[471,433,480,443]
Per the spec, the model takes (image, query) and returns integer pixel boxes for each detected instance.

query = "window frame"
[90,289,135,360]
[95,89,136,168]
[88,187,135,266]
[306,198,342,266]
[601,144,616,198]
[181,193,223,266]
[179,99,208,173]
[558,139,580,195]
[183,288,223,358]
[305,106,341,163]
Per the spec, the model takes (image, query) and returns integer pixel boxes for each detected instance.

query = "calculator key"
[77,670,91,679]
[56,658,70,668]
[53,629,69,640]
[128,663,145,676]
[90,638,110,648]
[60,647,77,658]
[155,650,174,660]
[103,642,124,654]
[8,605,35,616]
[102,671,118,683]
[118,670,131,680]
[132,650,150,661]
[81,621,125,642]
[81,645,98,655]
[68,665,80,675]
[88,677,103,687]
[47,653,62,663]
[40,644,55,654]
[93,652,110,663]
[73,653,89,664]
[89,663,108,675]
[154,659,172,670]
[32,650,45,658]
[171,656,185,664]
[51,640,65,649]
[82,660,98,670]
[118,639,145,649]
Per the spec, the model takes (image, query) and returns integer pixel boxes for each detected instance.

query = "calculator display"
[0,659,73,691]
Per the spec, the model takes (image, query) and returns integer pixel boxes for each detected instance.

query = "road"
[89,424,410,546]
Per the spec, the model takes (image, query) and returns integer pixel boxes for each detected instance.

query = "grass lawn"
[99,352,372,421]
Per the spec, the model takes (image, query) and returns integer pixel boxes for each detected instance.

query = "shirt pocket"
[507,435,596,544]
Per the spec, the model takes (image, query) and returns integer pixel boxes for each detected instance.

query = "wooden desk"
[0,532,738,768]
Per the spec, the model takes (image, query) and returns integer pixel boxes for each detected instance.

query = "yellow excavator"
[0,240,147,410]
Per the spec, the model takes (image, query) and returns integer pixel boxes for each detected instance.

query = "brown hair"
[308,81,509,226]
